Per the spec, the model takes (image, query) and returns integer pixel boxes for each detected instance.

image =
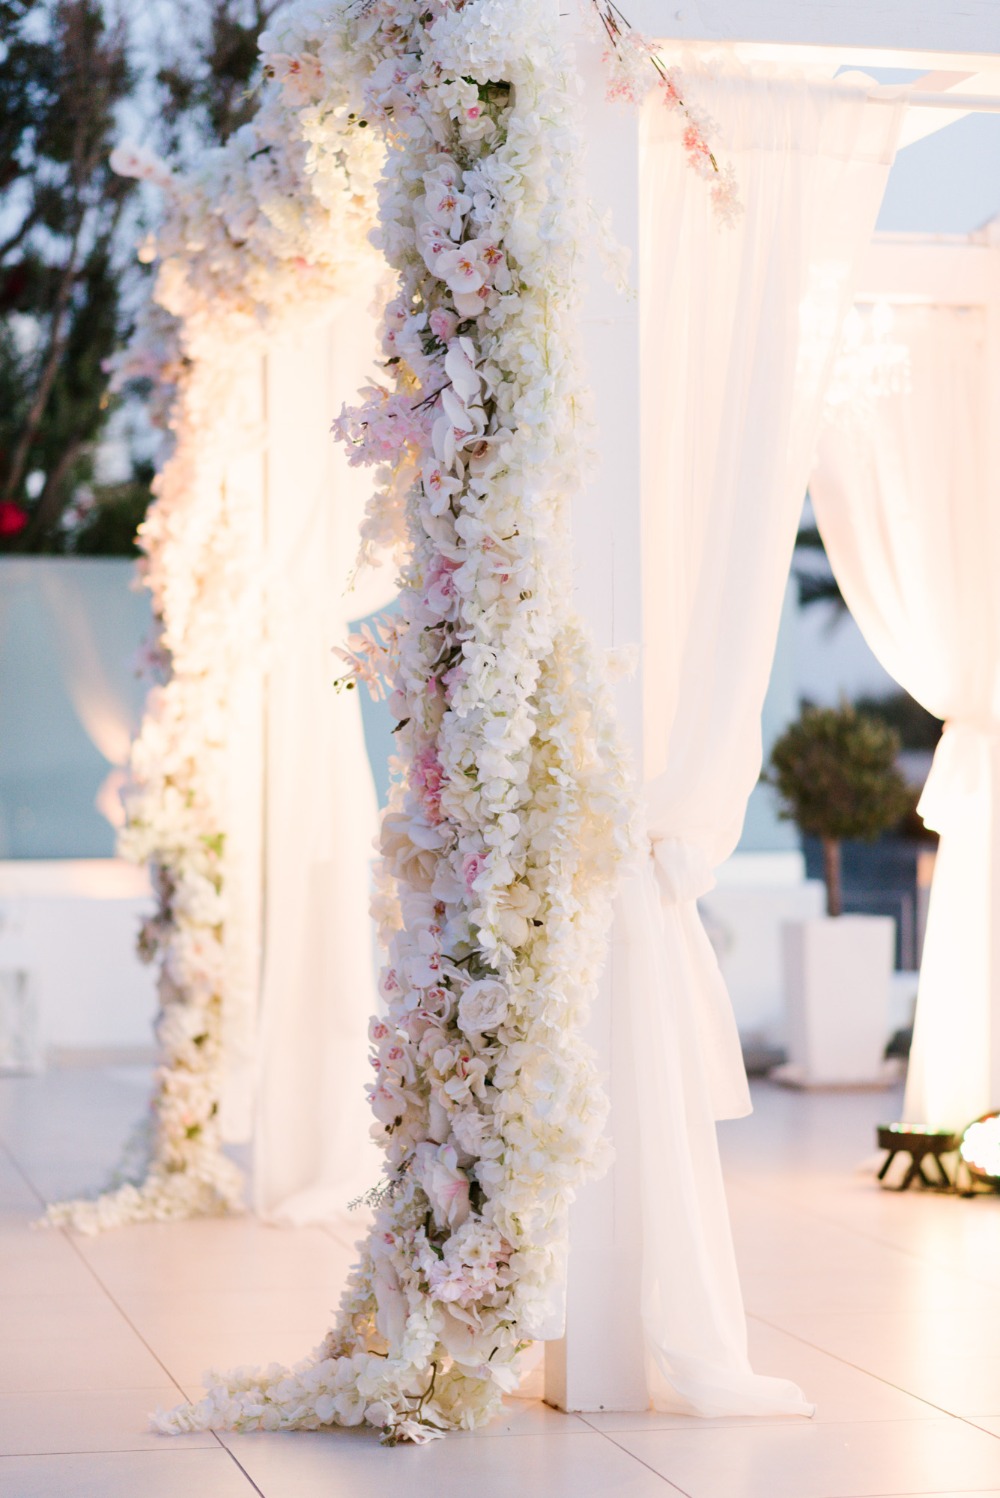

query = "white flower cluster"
[157,0,634,1442]
[45,42,380,1235]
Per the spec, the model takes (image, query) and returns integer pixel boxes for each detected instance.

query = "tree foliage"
[854,689,943,753]
[794,518,847,613]
[764,702,912,914]
[152,1,281,163]
[0,0,136,551]
[0,0,277,555]
[764,702,911,844]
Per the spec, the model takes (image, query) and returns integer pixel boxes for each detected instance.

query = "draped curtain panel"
[634,68,902,1415]
[252,296,392,1223]
[810,305,1000,1131]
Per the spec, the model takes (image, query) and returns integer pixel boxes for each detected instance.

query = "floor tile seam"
[56,1229,199,1406]
[0,1444,220,1458]
[598,1429,694,1494]
[746,1295,1000,1348]
[577,1414,619,1434]
[318,1222,358,1251]
[0,1384,203,1396]
[728,1174,939,1252]
[0,1141,46,1209]
[451,1424,595,1439]
[570,1413,962,1435]
[214,1415,596,1442]
[0,1444,228,1460]
[0,1137,22,1171]
[602,1415,991,1433]
[218,1440,268,1496]
[0,1287,123,1299]
[954,1415,1000,1442]
[731,1176,1000,1288]
[744,1311,966,1421]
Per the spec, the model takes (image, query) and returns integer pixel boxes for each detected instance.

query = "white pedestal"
[700,854,825,1046]
[781,915,895,1086]
[0,860,157,1059]
[0,959,41,1074]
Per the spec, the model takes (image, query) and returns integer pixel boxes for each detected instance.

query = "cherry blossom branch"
[590,0,742,224]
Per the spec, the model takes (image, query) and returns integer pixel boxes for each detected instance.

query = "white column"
[544,24,647,1413]
[986,217,1000,1112]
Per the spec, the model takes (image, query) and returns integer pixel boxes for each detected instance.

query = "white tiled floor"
[3,1067,1000,1496]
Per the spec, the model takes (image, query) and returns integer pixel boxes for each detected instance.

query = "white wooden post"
[544,22,648,1413]
[219,357,267,1143]
[629,0,1000,57]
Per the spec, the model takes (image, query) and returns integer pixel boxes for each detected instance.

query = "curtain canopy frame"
[857,220,1000,307]
[632,1,1000,60]
[882,92,1000,112]
[549,0,1000,1415]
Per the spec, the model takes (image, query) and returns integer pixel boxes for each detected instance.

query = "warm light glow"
[960,1112,1000,1181]
[95,768,127,831]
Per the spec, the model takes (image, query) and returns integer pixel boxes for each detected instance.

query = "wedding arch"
[51,0,1000,1445]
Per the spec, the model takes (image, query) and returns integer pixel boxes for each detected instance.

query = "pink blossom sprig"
[592,0,741,225]
[333,384,438,467]
[333,616,402,700]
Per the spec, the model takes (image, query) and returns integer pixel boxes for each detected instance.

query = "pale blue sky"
[879,112,1000,234]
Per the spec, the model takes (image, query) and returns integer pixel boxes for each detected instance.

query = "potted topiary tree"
[763,703,912,1086]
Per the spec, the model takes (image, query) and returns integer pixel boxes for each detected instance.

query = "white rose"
[457,978,509,1035]
[451,1107,489,1156]
[380,811,446,893]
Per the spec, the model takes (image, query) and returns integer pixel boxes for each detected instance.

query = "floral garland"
[155,0,635,1443]
[45,63,380,1234]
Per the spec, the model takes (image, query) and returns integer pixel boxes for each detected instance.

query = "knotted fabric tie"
[625,823,749,1123]
[918,718,1000,837]
[649,834,717,905]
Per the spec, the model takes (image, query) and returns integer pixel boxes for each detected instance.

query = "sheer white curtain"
[810,305,1000,1130]
[634,68,903,1415]
[253,295,392,1223]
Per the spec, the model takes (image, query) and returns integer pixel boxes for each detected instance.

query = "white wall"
[0,860,157,1064]
[0,559,153,858]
